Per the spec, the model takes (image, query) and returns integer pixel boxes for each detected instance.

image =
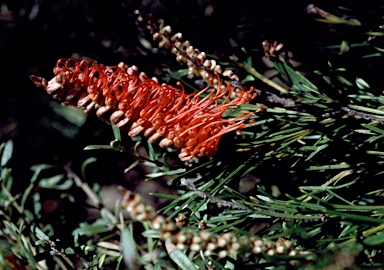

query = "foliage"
[2,1,384,269]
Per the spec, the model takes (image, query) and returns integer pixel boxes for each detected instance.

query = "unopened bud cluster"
[134,9,244,99]
[119,187,309,259]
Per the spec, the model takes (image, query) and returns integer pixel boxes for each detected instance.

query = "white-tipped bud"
[275,242,286,254]
[176,55,185,62]
[252,246,262,254]
[218,250,228,258]
[176,243,186,250]
[176,233,187,244]
[151,216,166,230]
[161,25,172,35]
[217,237,227,248]
[214,65,222,73]
[206,242,216,251]
[189,243,201,251]
[182,40,190,49]
[186,46,194,56]
[199,231,212,242]
[153,32,160,41]
[196,52,206,63]
[203,59,211,68]
[171,32,182,42]
[231,242,241,252]
[210,60,217,69]
[223,69,234,77]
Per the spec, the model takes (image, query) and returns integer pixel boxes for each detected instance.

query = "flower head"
[31,58,261,161]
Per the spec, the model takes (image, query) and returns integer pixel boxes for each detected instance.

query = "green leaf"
[1,140,13,167]
[124,160,140,174]
[84,145,113,150]
[241,74,255,83]
[72,220,111,236]
[146,168,186,178]
[142,230,161,238]
[98,253,107,268]
[348,104,384,116]
[277,62,318,91]
[307,163,350,170]
[112,124,121,141]
[356,78,370,89]
[110,139,125,151]
[38,175,73,190]
[34,226,50,242]
[121,226,138,270]
[165,239,196,270]
[81,157,97,179]
[65,247,75,255]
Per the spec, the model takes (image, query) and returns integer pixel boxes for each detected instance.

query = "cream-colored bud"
[231,242,241,251]
[206,242,216,251]
[176,233,187,244]
[182,40,190,49]
[275,243,286,254]
[176,54,185,62]
[171,32,182,42]
[151,216,166,230]
[190,243,202,251]
[176,243,186,250]
[199,231,212,241]
[186,46,194,56]
[161,25,172,35]
[252,246,262,254]
[214,65,222,73]
[196,52,206,63]
[153,32,160,41]
[210,60,217,69]
[223,69,233,77]
[217,237,227,248]
[284,240,292,249]
[218,250,228,258]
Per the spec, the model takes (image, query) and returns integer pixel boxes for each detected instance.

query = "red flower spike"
[30,58,261,161]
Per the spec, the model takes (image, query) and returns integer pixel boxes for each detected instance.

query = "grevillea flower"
[30,58,260,161]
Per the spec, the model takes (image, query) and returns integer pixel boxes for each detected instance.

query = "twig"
[179,178,251,212]
[64,164,116,224]
[50,240,76,269]
[341,106,384,124]
[254,89,295,107]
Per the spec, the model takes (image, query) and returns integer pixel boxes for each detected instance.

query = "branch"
[341,107,384,124]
